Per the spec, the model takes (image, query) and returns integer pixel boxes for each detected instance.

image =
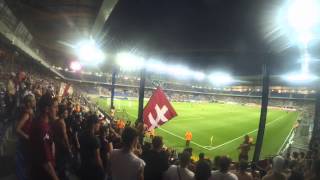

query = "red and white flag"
[59,83,73,97]
[143,87,177,130]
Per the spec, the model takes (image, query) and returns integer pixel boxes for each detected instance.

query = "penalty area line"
[207,114,288,150]
[158,114,287,151]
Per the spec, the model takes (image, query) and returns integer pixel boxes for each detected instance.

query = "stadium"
[90,86,300,159]
[0,0,319,180]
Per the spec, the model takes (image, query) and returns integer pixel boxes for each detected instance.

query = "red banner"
[143,87,177,130]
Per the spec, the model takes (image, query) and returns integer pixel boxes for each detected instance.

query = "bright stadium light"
[145,60,206,81]
[277,0,320,45]
[146,60,167,74]
[166,65,193,79]
[287,0,320,34]
[70,61,82,71]
[209,72,234,86]
[74,39,105,65]
[282,72,318,83]
[116,52,145,71]
[193,72,206,81]
[301,53,311,73]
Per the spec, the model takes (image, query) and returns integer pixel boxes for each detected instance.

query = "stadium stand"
[0,53,318,180]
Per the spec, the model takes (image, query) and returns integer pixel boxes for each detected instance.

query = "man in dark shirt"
[142,136,169,180]
[79,114,104,180]
[238,135,255,161]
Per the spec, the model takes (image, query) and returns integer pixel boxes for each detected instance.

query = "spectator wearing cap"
[29,93,59,180]
[142,136,169,180]
[163,151,194,180]
[110,127,145,180]
[262,156,287,180]
[209,156,238,180]
[79,114,105,180]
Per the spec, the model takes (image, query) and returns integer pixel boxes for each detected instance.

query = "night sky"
[101,0,319,76]
[7,0,320,76]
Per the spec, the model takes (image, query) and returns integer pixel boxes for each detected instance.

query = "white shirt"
[163,165,194,180]
[110,149,145,180]
[209,170,238,180]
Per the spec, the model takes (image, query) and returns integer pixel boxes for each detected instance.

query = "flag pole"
[137,67,146,124]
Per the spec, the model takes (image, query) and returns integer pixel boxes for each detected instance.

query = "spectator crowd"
[0,67,319,180]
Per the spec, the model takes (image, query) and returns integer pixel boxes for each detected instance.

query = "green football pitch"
[94,97,298,161]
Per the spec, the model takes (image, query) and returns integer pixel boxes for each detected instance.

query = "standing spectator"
[163,151,194,180]
[5,73,16,118]
[16,94,35,180]
[98,126,113,173]
[70,110,82,168]
[198,153,205,162]
[238,135,254,162]
[142,136,169,180]
[52,105,72,180]
[117,119,125,134]
[195,160,211,180]
[212,156,221,171]
[262,156,287,180]
[110,127,145,180]
[234,161,253,180]
[209,156,238,180]
[29,93,59,180]
[79,114,105,180]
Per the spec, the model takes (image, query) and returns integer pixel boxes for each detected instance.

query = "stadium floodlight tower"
[276,0,320,46]
[279,0,320,83]
[208,72,234,86]
[282,54,318,83]
[74,38,105,66]
[116,52,145,71]
[253,0,320,163]
[70,61,82,72]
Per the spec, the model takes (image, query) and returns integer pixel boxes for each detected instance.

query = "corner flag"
[143,87,177,130]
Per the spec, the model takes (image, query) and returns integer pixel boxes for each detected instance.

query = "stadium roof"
[4,0,320,77]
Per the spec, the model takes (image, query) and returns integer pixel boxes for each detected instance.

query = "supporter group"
[0,67,320,180]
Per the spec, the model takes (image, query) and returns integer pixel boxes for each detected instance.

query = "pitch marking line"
[158,127,211,150]
[277,126,295,154]
[158,114,287,151]
[207,114,288,150]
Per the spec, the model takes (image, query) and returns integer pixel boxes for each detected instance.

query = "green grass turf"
[94,97,298,161]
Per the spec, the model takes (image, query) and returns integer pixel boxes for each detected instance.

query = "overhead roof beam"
[91,0,119,39]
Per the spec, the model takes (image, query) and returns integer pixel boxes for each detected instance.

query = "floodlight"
[146,60,167,74]
[193,72,205,81]
[209,72,234,86]
[301,53,311,73]
[287,0,320,34]
[166,65,193,79]
[274,0,320,46]
[74,39,105,65]
[282,72,318,82]
[70,61,82,71]
[116,52,145,71]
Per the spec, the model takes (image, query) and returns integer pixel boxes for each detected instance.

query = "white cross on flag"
[143,87,177,130]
